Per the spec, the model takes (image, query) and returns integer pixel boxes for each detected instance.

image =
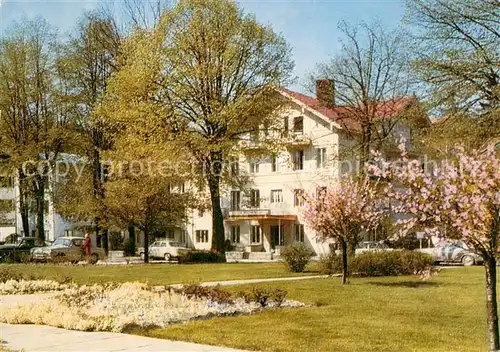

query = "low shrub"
[0,268,24,283]
[317,252,343,275]
[317,250,435,277]
[178,250,226,264]
[240,287,288,307]
[354,250,434,277]
[0,268,41,283]
[0,279,71,295]
[174,283,233,304]
[281,243,314,272]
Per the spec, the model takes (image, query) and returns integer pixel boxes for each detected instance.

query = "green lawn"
[1,262,316,285]
[135,267,489,352]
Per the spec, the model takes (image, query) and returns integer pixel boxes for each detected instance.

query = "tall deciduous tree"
[369,142,500,351]
[103,138,193,263]
[301,177,384,284]
[406,0,499,112]
[405,0,499,150]
[0,18,71,240]
[102,0,294,252]
[312,21,420,170]
[56,11,121,251]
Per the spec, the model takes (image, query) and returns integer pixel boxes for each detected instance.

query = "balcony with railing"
[239,129,312,150]
[226,201,296,220]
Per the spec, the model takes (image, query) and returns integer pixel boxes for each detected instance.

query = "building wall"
[188,104,341,255]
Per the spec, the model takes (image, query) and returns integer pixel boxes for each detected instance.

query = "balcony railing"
[239,130,312,150]
[226,202,296,218]
[228,209,270,217]
[284,131,312,146]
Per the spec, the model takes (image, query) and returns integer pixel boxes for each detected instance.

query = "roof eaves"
[279,90,344,131]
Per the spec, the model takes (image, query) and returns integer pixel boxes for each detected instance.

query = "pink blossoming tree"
[369,143,500,351]
[301,177,385,284]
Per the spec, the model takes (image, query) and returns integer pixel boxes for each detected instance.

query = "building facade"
[185,80,424,256]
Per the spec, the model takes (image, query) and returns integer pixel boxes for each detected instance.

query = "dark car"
[0,237,47,262]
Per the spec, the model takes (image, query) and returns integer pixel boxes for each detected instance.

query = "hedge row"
[318,250,434,277]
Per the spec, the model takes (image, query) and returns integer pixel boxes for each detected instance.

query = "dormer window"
[293,116,303,133]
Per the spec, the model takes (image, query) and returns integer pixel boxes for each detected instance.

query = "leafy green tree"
[55,11,121,250]
[0,18,72,240]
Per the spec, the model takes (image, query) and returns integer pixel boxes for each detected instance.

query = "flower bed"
[0,282,305,332]
[0,279,71,295]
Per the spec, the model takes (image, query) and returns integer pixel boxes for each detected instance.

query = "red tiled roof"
[281,89,415,132]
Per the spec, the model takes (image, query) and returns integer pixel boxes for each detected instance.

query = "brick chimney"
[316,79,335,108]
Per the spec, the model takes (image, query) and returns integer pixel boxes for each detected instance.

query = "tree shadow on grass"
[368,281,440,288]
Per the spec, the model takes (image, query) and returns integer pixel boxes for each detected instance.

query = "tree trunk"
[347,236,358,257]
[358,125,372,176]
[143,225,149,264]
[206,152,225,253]
[128,223,136,256]
[102,229,109,255]
[35,175,45,241]
[95,218,101,247]
[485,255,500,351]
[92,148,108,251]
[17,169,30,237]
[341,238,349,285]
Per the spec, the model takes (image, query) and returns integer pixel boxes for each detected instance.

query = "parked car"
[355,241,393,254]
[0,237,47,262]
[31,236,106,264]
[416,242,483,266]
[137,241,189,261]
[334,241,393,256]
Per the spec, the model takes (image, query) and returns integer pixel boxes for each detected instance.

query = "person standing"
[82,232,92,264]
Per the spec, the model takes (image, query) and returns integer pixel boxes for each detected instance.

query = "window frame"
[250,225,261,244]
[249,160,259,174]
[293,116,304,133]
[284,116,289,134]
[231,225,241,243]
[250,189,260,208]
[294,224,305,242]
[230,160,239,176]
[271,155,278,172]
[230,190,241,211]
[316,186,327,199]
[293,150,304,170]
[195,230,209,243]
[270,189,283,203]
[316,148,327,169]
[293,189,305,207]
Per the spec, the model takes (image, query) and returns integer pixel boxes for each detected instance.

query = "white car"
[334,241,393,256]
[416,242,483,266]
[355,241,393,255]
[138,241,188,261]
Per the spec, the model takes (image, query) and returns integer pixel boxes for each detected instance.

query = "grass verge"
[0,262,317,286]
[133,267,489,352]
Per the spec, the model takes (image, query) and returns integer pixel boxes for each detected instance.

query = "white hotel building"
[185,80,426,257]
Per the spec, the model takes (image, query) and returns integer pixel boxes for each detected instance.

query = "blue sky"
[0,0,406,92]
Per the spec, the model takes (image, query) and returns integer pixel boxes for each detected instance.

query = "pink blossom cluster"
[368,141,499,253]
[301,177,385,242]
